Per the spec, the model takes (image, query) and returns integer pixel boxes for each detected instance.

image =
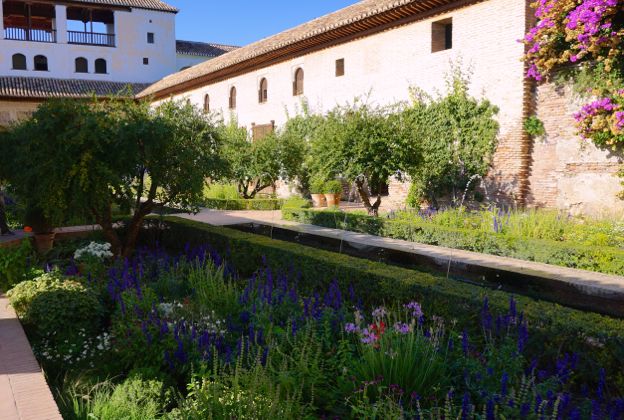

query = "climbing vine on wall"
[522,0,624,149]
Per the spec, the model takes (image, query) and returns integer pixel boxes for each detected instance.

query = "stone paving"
[177,209,624,300]
[0,295,61,420]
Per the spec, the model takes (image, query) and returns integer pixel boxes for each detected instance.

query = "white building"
[141,0,624,215]
[0,0,236,127]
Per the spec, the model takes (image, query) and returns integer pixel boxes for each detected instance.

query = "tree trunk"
[355,178,382,217]
[93,205,123,256]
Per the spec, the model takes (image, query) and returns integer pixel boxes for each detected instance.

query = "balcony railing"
[4,27,56,43]
[68,30,115,47]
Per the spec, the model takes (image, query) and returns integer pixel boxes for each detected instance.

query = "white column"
[55,4,67,44]
[0,0,5,40]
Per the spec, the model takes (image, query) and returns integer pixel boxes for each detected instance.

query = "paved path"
[177,209,624,300]
[0,296,61,420]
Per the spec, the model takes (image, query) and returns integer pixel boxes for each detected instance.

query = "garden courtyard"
[2,4,624,415]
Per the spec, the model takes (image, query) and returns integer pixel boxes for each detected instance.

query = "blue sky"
[167,1,359,46]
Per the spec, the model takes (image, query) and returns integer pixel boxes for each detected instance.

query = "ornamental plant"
[2,98,226,257]
[522,0,624,150]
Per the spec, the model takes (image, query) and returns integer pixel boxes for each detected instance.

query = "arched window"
[293,68,304,96]
[12,54,27,70]
[75,57,88,73]
[258,78,268,103]
[95,59,107,74]
[33,55,48,71]
[203,94,210,113]
[229,86,237,110]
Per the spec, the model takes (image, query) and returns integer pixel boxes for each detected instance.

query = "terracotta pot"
[324,193,341,207]
[34,232,55,254]
[311,193,327,208]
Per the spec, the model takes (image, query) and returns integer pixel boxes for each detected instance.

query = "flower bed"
[4,224,624,418]
[282,208,624,276]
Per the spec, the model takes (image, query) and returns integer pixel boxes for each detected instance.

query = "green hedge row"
[144,217,624,387]
[282,209,624,276]
[203,198,284,211]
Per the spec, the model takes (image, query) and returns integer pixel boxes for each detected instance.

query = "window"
[143,57,149,65]
[432,18,453,52]
[258,78,268,103]
[252,121,275,142]
[229,86,237,110]
[293,68,304,96]
[33,55,48,71]
[147,32,155,44]
[335,58,345,77]
[75,57,88,73]
[12,54,27,70]
[95,59,107,74]
[203,94,210,113]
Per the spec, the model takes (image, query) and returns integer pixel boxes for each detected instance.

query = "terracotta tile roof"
[176,40,239,58]
[139,0,475,99]
[66,0,177,13]
[0,76,150,99]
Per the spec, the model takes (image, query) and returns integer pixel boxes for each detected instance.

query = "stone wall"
[0,100,39,128]
[527,81,624,216]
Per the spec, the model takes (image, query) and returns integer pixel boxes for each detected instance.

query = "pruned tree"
[4,98,226,257]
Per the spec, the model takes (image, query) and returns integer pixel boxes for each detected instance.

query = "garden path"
[0,295,61,420]
[177,209,624,308]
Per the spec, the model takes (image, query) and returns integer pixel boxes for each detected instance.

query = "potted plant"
[309,178,327,208]
[24,205,55,254]
[324,180,343,207]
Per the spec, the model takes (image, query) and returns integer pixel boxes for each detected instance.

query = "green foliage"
[151,216,624,387]
[2,98,225,256]
[0,240,34,292]
[307,100,404,214]
[403,68,499,207]
[308,177,326,194]
[187,259,240,320]
[62,375,173,420]
[323,180,343,194]
[7,271,103,339]
[221,119,306,199]
[282,196,311,210]
[203,183,240,200]
[173,347,308,419]
[203,198,284,211]
[524,115,546,137]
[283,208,624,277]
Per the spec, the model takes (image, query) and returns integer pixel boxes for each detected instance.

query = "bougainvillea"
[522,0,624,149]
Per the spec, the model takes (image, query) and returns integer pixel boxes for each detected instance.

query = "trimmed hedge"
[204,198,284,211]
[282,209,624,276]
[143,217,624,388]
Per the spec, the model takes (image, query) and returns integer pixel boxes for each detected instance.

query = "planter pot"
[311,194,327,208]
[34,232,55,254]
[324,193,341,207]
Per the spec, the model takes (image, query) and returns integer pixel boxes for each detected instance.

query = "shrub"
[324,180,343,194]
[7,271,103,338]
[204,183,240,200]
[0,240,34,292]
[64,375,173,420]
[146,217,624,388]
[282,196,311,210]
[283,208,624,277]
[203,198,284,211]
[309,178,326,195]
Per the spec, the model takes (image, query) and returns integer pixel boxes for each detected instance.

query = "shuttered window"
[336,58,345,77]
[258,78,268,103]
[203,94,210,113]
[95,58,107,74]
[252,121,275,142]
[293,68,304,96]
[34,55,48,71]
[12,54,27,70]
[229,86,237,109]
[75,57,88,73]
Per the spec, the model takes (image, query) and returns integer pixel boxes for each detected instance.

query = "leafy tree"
[3,98,225,257]
[402,71,499,208]
[221,120,306,199]
[308,100,404,216]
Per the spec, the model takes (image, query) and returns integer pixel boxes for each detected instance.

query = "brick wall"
[527,80,624,216]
